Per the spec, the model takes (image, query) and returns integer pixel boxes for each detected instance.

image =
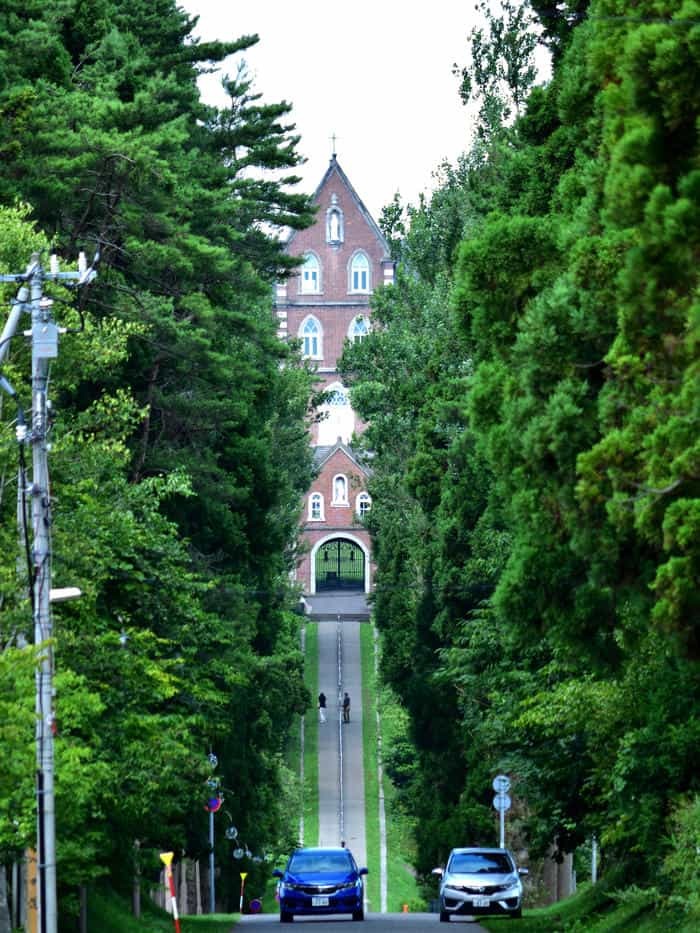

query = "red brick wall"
[278,159,388,595]
[286,167,387,305]
[296,447,373,593]
[286,303,367,372]
[280,162,387,370]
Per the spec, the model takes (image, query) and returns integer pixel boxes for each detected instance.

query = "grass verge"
[360,621,422,914]
[302,621,319,848]
[87,887,238,932]
[483,882,696,932]
[360,620,380,911]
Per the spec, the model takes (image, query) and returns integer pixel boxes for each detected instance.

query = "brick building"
[276,155,394,596]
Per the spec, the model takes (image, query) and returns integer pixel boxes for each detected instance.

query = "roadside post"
[239,871,248,913]
[159,852,181,933]
[492,775,511,848]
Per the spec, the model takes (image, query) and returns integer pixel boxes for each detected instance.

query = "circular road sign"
[492,774,511,794]
[493,793,512,812]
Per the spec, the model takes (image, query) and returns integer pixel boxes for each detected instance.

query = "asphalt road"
[316,619,367,866]
[238,913,488,930]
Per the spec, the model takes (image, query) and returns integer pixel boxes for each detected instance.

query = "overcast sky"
[181,1,485,220]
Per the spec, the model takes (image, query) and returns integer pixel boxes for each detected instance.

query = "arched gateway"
[313,537,366,592]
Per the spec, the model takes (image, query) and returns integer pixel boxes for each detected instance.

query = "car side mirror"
[272,869,283,879]
[431,868,444,877]
[518,868,529,876]
[359,867,368,876]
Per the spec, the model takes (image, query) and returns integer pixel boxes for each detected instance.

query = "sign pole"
[239,871,248,913]
[209,809,215,913]
[492,775,512,849]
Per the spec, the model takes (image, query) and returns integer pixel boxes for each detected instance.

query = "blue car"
[273,846,368,922]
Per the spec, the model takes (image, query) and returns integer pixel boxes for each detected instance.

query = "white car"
[432,847,527,921]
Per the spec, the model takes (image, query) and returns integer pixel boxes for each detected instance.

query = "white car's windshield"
[449,853,513,874]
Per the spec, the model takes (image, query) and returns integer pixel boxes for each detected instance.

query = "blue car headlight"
[280,882,301,894]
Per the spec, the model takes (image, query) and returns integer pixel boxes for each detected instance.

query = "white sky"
[181,1,483,220]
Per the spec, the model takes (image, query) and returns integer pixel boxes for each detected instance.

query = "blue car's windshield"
[289,852,354,874]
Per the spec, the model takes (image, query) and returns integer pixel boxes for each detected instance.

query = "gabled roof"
[313,437,370,476]
[286,155,392,259]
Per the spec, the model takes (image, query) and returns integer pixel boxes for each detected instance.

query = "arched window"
[332,474,348,505]
[317,381,354,446]
[356,492,372,517]
[300,253,321,294]
[327,385,349,406]
[349,252,370,293]
[300,317,322,358]
[349,316,369,343]
[309,493,324,521]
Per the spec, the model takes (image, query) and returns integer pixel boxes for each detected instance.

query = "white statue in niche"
[327,194,342,243]
[334,476,347,503]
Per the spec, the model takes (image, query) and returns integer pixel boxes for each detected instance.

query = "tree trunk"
[0,865,12,933]
[132,840,141,918]
[79,885,87,933]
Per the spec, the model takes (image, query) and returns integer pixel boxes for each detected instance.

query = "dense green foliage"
[0,0,315,922]
[343,0,699,916]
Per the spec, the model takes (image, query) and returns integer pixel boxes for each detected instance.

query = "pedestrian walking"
[318,691,327,723]
[342,691,351,723]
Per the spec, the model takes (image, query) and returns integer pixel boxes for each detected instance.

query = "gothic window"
[332,474,348,505]
[300,317,322,358]
[356,492,372,517]
[349,315,369,343]
[300,252,321,293]
[317,381,354,446]
[327,385,349,406]
[349,251,370,293]
[309,493,324,521]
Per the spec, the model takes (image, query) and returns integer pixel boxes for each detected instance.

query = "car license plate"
[312,896,329,907]
[473,896,490,907]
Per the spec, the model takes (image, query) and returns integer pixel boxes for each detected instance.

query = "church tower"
[276,155,394,601]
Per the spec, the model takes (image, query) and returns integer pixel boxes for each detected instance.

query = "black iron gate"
[315,539,365,591]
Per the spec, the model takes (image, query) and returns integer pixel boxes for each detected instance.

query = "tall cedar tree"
[0,0,315,914]
[343,0,700,899]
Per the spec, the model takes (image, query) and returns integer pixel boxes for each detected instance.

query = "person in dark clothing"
[318,691,327,723]
[342,691,351,723]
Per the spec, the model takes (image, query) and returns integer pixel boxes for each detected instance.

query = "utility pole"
[1,251,96,933]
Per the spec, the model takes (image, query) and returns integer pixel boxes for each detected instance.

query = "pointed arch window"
[300,252,321,294]
[349,315,369,343]
[300,317,322,359]
[356,492,372,517]
[309,493,324,521]
[349,251,370,293]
